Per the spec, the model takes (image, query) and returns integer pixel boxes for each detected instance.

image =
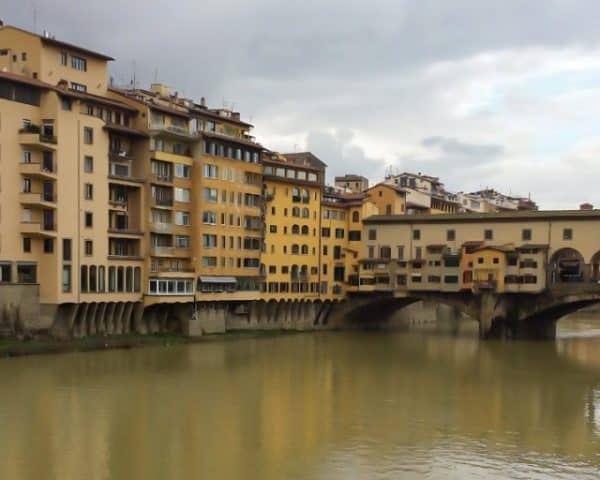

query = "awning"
[198,276,237,284]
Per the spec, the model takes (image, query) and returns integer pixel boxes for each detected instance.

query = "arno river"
[0,316,599,479]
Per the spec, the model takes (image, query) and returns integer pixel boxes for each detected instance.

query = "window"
[334,246,342,259]
[83,127,93,144]
[349,230,361,241]
[493,257,499,264]
[175,211,191,226]
[81,266,88,292]
[413,229,420,240]
[269,225,277,234]
[397,246,404,260]
[368,229,377,241]
[322,228,331,238]
[71,82,87,92]
[202,211,217,224]
[175,236,190,248]
[62,265,71,292]
[71,55,87,71]
[563,228,573,240]
[43,238,54,253]
[478,257,484,264]
[447,229,455,241]
[522,229,532,241]
[59,51,67,65]
[62,239,72,261]
[23,237,31,253]
[174,188,190,202]
[203,188,218,203]
[0,263,11,283]
[84,212,93,227]
[352,211,360,222]
[203,164,218,178]
[484,229,493,240]
[202,234,217,248]
[368,246,374,258]
[334,229,344,239]
[84,183,93,200]
[84,240,93,256]
[21,52,27,61]
[175,163,191,178]
[61,97,72,110]
[202,256,217,267]
[84,156,93,172]
[17,264,37,284]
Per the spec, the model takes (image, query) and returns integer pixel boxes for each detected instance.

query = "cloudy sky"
[4,0,600,208]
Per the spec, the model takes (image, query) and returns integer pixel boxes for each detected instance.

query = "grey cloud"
[4,1,600,208]
[305,130,385,182]
[422,136,506,158]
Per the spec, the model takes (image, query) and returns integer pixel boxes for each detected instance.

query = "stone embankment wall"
[0,284,40,337]
[2,289,464,339]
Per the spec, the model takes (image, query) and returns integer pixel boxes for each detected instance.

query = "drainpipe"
[77,119,81,304]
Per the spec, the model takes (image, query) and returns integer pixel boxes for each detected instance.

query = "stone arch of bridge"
[549,247,586,285]
[330,293,481,329]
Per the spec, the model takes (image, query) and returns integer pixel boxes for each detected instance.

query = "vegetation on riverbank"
[0,333,199,358]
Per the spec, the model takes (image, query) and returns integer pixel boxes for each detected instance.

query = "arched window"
[301,245,309,255]
[98,266,105,292]
[133,267,141,292]
[300,265,308,274]
[301,225,309,235]
[108,266,116,292]
[292,224,300,235]
[292,244,299,255]
[352,211,360,222]
[89,265,97,292]
[291,265,299,277]
[292,187,300,202]
[117,266,124,292]
[302,207,309,218]
[292,207,300,217]
[126,267,133,292]
[80,265,88,293]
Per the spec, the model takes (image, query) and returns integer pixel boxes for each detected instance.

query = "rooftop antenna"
[31,2,37,32]
[132,60,136,90]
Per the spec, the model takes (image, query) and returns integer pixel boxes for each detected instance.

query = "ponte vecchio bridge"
[333,210,600,339]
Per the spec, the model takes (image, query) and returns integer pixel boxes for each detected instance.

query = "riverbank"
[0,333,197,358]
[0,330,307,358]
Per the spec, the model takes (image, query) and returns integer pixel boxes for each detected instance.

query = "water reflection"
[0,327,599,479]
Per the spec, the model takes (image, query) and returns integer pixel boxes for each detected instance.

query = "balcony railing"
[150,123,192,135]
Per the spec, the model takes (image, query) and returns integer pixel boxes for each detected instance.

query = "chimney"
[57,79,68,89]
[580,202,594,211]
[200,97,206,108]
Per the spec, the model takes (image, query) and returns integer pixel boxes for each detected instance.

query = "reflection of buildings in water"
[556,336,600,369]
[585,387,600,436]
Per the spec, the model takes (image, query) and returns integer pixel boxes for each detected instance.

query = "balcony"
[150,123,195,139]
[108,161,144,184]
[108,227,144,237]
[18,125,57,150]
[150,222,173,233]
[151,196,174,208]
[20,192,57,209]
[20,221,56,237]
[149,173,174,184]
[151,246,192,258]
[20,162,57,180]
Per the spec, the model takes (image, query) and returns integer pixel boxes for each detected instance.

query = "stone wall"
[0,284,41,335]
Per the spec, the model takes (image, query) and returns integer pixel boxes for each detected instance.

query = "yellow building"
[261,152,325,300]
[321,188,378,297]
[365,183,407,215]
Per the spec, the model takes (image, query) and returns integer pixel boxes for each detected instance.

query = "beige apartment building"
[359,210,600,296]
[0,25,145,328]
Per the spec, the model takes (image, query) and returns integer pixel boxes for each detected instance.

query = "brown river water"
[0,315,599,479]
